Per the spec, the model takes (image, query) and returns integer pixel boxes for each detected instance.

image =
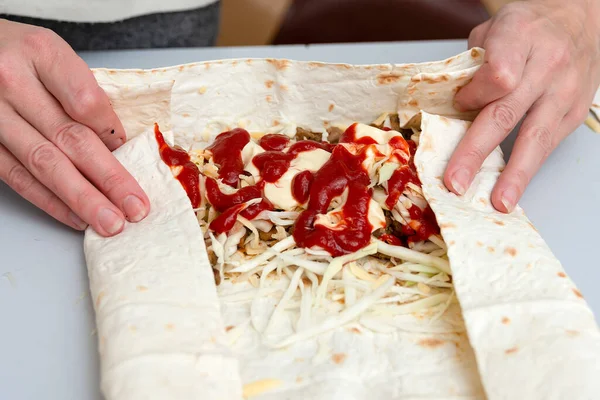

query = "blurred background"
[217,0,505,47]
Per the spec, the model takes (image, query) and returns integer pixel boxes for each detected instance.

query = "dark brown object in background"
[273,0,490,45]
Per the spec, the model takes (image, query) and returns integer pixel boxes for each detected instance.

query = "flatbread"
[84,129,242,399]
[92,49,483,149]
[414,112,600,399]
[84,50,600,400]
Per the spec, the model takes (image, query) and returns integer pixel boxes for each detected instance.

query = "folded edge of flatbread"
[83,89,243,398]
[415,112,600,399]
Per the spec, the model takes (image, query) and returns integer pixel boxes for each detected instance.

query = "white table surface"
[1,39,599,400]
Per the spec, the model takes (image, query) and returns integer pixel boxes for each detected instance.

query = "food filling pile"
[155,114,457,342]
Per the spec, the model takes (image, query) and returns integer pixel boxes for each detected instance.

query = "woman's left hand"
[444,0,600,212]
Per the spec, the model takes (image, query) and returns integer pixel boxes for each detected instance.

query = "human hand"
[0,20,149,236]
[444,0,600,212]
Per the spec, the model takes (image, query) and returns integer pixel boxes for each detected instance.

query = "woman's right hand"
[0,19,149,236]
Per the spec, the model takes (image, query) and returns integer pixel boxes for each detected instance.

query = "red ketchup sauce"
[154,124,201,208]
[292,143,374,257]
[385,165,420,210]
[205,177,272,221]
[252,140,334,183]
[206,128,250,187]
[259,134,290,151]
[291,170,313,204]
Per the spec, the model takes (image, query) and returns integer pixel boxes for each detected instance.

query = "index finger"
[28,29,126,151]
[455,17,531,111]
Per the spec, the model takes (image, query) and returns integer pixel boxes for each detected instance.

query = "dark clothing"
[0,1,220,51]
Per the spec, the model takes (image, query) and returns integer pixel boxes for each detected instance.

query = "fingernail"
[123,195,148,223]
[501,188,517,212]
[68,212,88,230]
[451,169,470,195]
[453,100,466,112]
[98,208,124,235]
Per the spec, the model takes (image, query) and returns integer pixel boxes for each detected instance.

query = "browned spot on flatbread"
[377,65,388,71]
[178,65,185,71]
[439,223,456,229]
[328,103,335,112]
[265,80,274,89]
[505,346,519,355]
[136,70,145,75]
[445,58,454,65]
[210,336,217,344]
[528,243,535,249]
[557,272,567,278]
[527,221,538,231]
[418,338,445,348]
[136,285,148,292]
[294,358,305,363]
[408,99,419,107]
[308,62,324,68]
[501,317,511,325]
[232,60,238,66]
[348,327,361,334]
[471,48,481,58]
[476,241,484,247]
[377,73,401,85]
[225,325,235,332]
[336,64,352,70]
[279,84,288,91]
[449,240,456,245]
[198,86,207,94]
[494,220,505,226]
[478,197,488,205]
[527,262,533,269]
[504,247,517,257]
[204,63,211,69]
[332,353,347,364]
[266,95,273,103]
[267,59,290,70]
[96,291,105,307]
[573,289,584,299]
[296,376,303,383]
[245,59,253,65]
[487,246,495,253]
[181,113,190,117]
[439,116,450,125]
[108,70,116,75]
[407,87,416,95]
[272,120,280,127]
[165,323,175,331]
[365,65,373,70]
[566,330,580,337]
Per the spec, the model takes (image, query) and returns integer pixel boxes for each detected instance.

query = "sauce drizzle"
[154,124,201,208]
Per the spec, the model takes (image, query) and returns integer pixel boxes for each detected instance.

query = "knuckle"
[21,27,57,51]
[490,102,519,131]
[547,41,572,68]
[0,54,18,90]
[463,145,487,166]
[28,142,61,174]
[100,169,127,194]
[72,187,97,212]
[571,105,589,124]
[488,59,519,93]
[69,85,106,120]
[55,122,92,154]
[521,125,553,155]
[5,163,35,195]
[510,167,531,192]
